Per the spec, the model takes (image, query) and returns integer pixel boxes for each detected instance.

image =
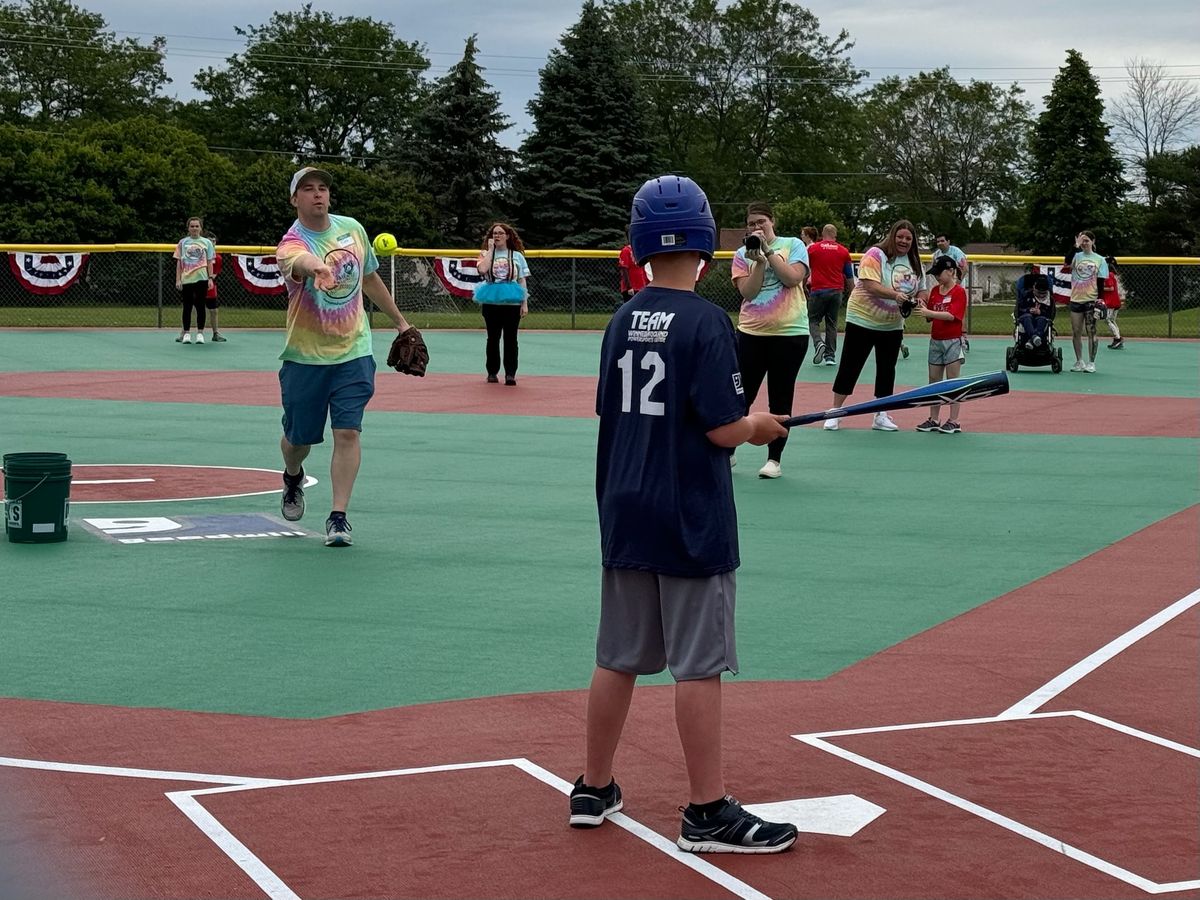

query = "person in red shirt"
[1102,255,1125,349]
[618,230,649,302]
[911,256,968,433]
[804,224,854,366]
[806,225,854,367]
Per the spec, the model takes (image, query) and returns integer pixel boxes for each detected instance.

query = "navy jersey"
[595,286,746,577]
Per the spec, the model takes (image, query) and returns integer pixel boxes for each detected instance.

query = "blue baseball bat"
[783,370,1009,428]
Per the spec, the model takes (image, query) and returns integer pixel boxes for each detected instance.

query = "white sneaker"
[1071,360,1085,372]
[182,332,192,343]
[195,332,205,344]
[758,460,782,479]
[823,418,839,431]
[729,455,737,468]
[872,412,899,432]
[1085,361,1095,373]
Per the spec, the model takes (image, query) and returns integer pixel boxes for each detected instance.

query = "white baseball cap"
[289,166,332,197]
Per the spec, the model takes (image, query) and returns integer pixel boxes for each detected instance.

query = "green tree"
[403,35,513,244]
[860,68,1031,239]
[514,0,659,247]
[0,119,233,242]
[772,196,842,238]
[1021,50,1129,253]
[1142,146,1200,254]
[603,0,863,213]
[191,4,428,162]
[0,0,168,123]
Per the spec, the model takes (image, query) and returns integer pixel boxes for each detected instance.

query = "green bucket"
[3,452,73,544]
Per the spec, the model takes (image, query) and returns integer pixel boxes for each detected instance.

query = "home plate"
[742,795,885,836]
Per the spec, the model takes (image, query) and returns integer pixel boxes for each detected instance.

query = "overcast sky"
[86,0,1200,149]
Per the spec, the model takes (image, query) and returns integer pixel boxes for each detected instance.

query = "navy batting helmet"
[629,175,716,266]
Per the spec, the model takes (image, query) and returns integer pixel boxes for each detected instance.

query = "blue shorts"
[279,356,376,446]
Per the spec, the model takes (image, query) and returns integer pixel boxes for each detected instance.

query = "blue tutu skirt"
[474,281,526,304]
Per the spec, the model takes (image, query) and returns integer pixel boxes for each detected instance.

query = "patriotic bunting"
[433,257,484,298]
[231,254,285,295]
[7,252,88,295]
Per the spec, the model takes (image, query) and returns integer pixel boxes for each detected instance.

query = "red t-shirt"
[805,239,852,292]
[206,253,222,299]
[1103,272,1122,309]
[928,283,967,339]
[618,245,648,293]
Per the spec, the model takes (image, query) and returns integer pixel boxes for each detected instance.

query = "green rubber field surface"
[2,379,1196,717]
[0,329,1197,397]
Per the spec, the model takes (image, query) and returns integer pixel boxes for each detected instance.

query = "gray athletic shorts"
[928,338,965,366]
[596,568,738,681]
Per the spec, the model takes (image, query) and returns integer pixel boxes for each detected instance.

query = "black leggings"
[181,282,207,331]
[481,304,522,377]
[737,332,808,462]
[833,322,903,398]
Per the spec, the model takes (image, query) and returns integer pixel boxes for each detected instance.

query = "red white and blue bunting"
[231,254,285,295]
[7,252,88,295]
[433,257,484,298]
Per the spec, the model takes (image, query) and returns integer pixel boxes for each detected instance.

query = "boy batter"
[569,175,798,854]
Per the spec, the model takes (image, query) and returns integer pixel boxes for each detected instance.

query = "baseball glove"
[387,327,429,377]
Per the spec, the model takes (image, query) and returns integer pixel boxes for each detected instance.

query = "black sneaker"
[281,469,305,521]
[505,375,517,386]
[486,374,499,383]
[1110,337,1124,349]
[212,332,227,342]
[915,418,941,432]
[938,420,962,434]
[324,512,352,547]
[900,343,910,359]
[568,777,622,828]
[677,796,798,854]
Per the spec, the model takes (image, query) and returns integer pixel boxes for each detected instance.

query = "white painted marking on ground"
[66,464,318,504]
[742,795,885,837]
[798,734,1200,895]
[74,478,155,484]
[999,588,1200,718]
[794,711,1200,894]
[0,755,283,786]
[167,792,300,900]
[172,758,779,900]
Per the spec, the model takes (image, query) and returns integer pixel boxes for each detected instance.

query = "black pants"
[833,322,903,399]
[181,282,207,331]
[737,332,808,462]
[481,304,521,377]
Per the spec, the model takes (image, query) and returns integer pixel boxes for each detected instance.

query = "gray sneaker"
[324,512,352,547]
[812,341,826,365]
[915,418,941,432]
[281,470,305,521]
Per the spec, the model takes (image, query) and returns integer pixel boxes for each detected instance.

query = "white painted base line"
[167,757,779,900]
[0,755,283,786]
[794,710,1200,895]
[1000,588,1200,719]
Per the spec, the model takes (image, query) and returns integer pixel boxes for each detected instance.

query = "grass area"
[0,303,1197,337]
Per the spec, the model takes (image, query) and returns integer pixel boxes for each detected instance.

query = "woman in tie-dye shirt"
[824,219,925,433]
[730,201,810,479]
[1064,230,1109,373]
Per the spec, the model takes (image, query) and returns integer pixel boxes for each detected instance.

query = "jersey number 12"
[617,350,665,416]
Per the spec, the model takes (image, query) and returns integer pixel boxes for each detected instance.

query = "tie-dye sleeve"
[857,247,884,284]
[730,249,751,280]
[275,233,311,283]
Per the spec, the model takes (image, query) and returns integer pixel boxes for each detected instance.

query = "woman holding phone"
[474,222,530,385]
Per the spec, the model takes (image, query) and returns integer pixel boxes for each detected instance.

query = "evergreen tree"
[514,0,659,247]
[404,36,513,244]
[1022,50,1128,253]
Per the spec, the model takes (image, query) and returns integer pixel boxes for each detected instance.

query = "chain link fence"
[1,249,1197,337]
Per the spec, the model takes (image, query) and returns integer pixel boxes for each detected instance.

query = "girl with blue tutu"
[475,222,530,385]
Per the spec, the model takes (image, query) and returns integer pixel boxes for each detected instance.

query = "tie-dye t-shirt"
[174,237,215,285]
[276,214,379,365]
[730,236,809,336]
[1069,251,1109,303]
[846,247,921,331]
